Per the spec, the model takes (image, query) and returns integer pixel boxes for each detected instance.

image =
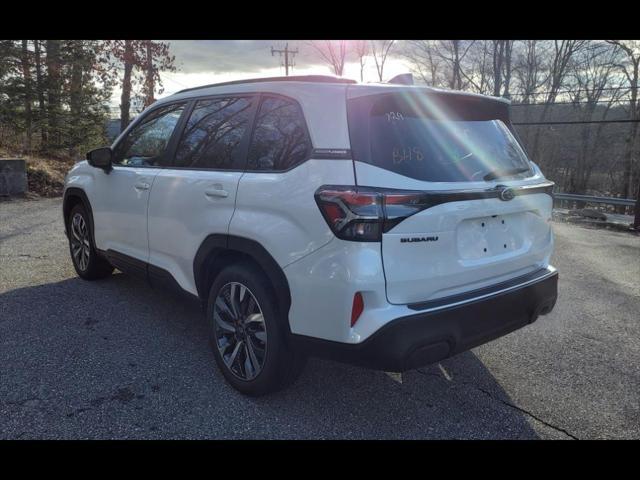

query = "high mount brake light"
[314,186,432,242]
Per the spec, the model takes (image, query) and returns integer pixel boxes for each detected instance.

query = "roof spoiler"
[387,73,414,85]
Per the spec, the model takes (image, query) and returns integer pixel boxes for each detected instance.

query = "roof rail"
[176,75,357,94]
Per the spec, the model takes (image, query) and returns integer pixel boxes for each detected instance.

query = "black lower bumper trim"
[290,269,558,372]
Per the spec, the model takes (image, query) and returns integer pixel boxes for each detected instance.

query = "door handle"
[134,182,151,191]
[205,188,229,198]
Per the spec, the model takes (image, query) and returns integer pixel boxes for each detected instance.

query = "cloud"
[164,40,333,74]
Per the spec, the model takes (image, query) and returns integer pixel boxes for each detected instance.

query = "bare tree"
[512,40,549,104]
[403,40,442,86]
[461,40,492,94]
[490,40,514,98]
[370,40,395,82]
[307,40,349,76]
[606,40,640,215]
[566,41,624,194]
[403,40,474,90]
[530,40,588,162]
[352,40,368,82]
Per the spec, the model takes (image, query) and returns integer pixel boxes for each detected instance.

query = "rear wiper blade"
[483,167,530,181]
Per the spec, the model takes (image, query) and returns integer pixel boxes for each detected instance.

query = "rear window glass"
[247,96,311,171]
[347,93,532,182]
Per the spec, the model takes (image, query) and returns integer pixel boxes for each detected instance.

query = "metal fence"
[553,192,637,216]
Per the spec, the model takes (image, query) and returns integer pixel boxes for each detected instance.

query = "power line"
[511,98,633,107]
[160,71,189,89]
[511,85,631,98]
[271,43,298,76]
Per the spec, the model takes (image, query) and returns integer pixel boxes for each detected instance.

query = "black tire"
[67,203,114,280]
[207,262,306,396]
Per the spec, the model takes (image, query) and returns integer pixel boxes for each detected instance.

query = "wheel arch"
[63,188,97,247]
[194,234,292,331]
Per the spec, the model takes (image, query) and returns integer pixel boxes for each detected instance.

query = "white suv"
[63,75,558,395]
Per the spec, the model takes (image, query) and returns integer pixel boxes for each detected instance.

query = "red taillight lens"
[315,186,432,242]
[351,292,364,327]
[315,187,383,241]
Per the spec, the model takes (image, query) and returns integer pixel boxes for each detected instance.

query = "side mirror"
[87,147,113,172]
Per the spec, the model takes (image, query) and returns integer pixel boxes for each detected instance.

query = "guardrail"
[553,193,636,208]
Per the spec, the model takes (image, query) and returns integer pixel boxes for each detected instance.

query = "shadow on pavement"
[0,272,541,439]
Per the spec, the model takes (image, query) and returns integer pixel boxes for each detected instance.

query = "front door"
[92,102,187,263]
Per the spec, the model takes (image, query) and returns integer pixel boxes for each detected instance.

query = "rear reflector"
[351,292,364,327]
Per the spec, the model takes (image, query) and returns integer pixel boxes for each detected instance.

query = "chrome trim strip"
[413,266,557,314]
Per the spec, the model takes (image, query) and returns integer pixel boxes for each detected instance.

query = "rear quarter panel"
[230,159,355,268]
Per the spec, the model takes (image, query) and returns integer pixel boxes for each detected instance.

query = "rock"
[0,159,28,196]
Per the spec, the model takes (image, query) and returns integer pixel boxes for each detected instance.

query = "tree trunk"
[34,40,47,148]
[120,40,133,132]
[503,41,513,99]
[634,178,640,230]
[622,121,639,199]
[493,40,504,97]
[622,58,639,201]
[45,40,61,152]
[69,41,84,157]
[144,41,155,107]
[20,40,33,153]
[452,41,461,89]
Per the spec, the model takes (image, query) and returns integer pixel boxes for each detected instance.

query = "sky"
[111,40,411,109]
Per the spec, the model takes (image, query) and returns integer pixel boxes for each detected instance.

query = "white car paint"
[147,168,244,295]
[64,77,556,347]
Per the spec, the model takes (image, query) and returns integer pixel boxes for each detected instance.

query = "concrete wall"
[0,159,28,196]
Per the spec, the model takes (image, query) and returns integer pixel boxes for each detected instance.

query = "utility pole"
[271,43,298,76]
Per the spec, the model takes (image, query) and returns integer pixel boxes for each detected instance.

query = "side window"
[247,96,311,171]
[174,96,254,169]
[113,103,185,167]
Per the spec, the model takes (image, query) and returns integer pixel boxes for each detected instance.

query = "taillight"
[351,292,364,327]
[314,186,432,241]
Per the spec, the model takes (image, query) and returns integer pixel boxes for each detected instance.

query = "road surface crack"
[474,386,579,440]
[414,370,579,440]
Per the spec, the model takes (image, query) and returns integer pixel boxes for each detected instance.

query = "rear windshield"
[347,92,532,182]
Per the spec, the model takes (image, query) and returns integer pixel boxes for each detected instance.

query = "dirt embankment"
[1,149,76,198]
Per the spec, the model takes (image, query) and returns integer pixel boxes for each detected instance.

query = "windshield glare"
[348,94,533,183]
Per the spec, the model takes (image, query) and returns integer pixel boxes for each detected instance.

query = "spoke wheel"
[70,212,91,272]
[213,282,267,381]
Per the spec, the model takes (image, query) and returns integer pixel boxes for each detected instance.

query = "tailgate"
[346,85,555,305]
[380,192,553,304]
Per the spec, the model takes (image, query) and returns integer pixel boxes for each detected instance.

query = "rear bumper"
[290,267,558,372]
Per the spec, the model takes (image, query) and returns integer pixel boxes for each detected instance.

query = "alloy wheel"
[70,213,90,271]
[213,282,267,380]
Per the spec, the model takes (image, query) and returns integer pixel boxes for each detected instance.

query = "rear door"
[347,88,554,305]
[147,95,257,294]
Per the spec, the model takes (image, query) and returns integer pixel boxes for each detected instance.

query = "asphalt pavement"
[1,197,638,439]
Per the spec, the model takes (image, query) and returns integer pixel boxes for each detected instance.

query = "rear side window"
[174,96,254,169]
[247,96,311,171]
[113,103,185,167]
[348,93,532,182]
